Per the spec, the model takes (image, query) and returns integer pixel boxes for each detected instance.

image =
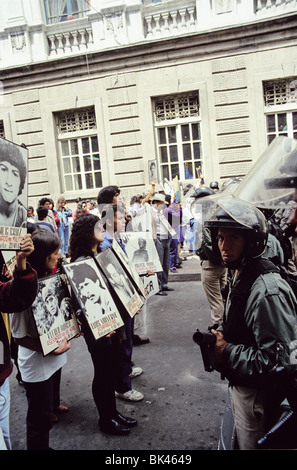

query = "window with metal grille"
[155,93,200,121]
[0,121,5,139]
[57,107,96,134]
[264,79,297,144]
[44,0,90,25]
[56,107,102,192]
[264,78,297,107]
[154,92,204,181]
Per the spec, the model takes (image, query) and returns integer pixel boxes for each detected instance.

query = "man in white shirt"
[151,194,174,296]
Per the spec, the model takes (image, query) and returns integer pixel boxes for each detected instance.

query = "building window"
[0,121,5,139]
[56,107,102,192]
[266,112,297,144]
[44,0,90,25]
[264,78,297,144]
[154,92,203,181]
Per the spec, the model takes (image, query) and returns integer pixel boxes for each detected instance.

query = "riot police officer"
[205,196,297,449]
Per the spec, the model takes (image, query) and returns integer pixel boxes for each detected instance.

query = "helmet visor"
[217,196,266,231]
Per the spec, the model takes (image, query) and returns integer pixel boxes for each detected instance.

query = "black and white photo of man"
[70,262,114,321]
[104,260,135,307]
[132,237,149,264]
[41,282,60,328]
[148,160,157,183]
[0,138,27,228]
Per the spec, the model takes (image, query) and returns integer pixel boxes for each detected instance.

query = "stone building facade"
[0,0,297,208]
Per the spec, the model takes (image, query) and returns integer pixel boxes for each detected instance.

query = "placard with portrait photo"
[130,203,152,234]
[119,231,163,275]
[63,257,124,340]
[0,138,28,250]
[111,238,146,300]
[95,248,144,318]
[148,159,157,183]
[31,273,80,356]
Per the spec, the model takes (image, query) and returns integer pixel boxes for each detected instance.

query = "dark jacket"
[0,264,37,383]
[197,227,222,265]
[218,258,297,390]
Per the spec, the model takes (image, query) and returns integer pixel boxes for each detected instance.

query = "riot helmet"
[192,186,215,199]
[209,181,219,190]
[204,196,268,267]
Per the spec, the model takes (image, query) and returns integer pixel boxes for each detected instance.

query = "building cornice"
[1,12,297,93]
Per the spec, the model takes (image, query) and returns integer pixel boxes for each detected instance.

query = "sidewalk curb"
[169,272,201,282]
[168,251,201,282]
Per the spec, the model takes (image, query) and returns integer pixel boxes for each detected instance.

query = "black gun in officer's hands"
[193,329,216,372]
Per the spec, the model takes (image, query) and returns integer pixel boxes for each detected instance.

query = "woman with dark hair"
[68,214,137,435]
[10,229,70,450]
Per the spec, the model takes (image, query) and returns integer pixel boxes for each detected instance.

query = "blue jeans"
[169,237,179,269]
[58,225,70,254]
[0,379,11,450]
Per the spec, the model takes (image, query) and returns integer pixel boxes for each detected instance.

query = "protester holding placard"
[0,233,37,450]
[100,203,144,402]
[10,229,71,450]
[150,194,175,296]
[68,214,137,435]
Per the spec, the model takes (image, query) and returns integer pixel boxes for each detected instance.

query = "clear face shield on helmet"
[215,196,267,231]
[189,190,260,251]
[190,192,223,251]
[204,196,268,264]
[232,136,297,209]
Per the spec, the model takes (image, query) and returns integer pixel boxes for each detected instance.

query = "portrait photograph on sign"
[160,177,174,198]
[31,273,80,356]
[111,238,146,299]
[148,159,157,183]
[120,231,163,275]
[63,257,124,340]
[95,248,144,318]
[131,203,152,233]
[0,138,28,250]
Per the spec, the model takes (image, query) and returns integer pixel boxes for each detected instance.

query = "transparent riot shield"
[233,136,297,209]
[190,193,223,250]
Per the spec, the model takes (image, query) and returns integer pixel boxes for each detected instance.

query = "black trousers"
[112,316,134,394]
[85,333,118,423]
[23,369,62,450]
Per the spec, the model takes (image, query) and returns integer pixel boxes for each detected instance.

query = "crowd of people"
[1,184,196,450]
[2,171,297,451]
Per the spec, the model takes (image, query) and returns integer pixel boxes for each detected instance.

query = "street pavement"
[8,252,229,453]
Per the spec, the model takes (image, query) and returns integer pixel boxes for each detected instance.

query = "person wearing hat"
[205,197,297,449]
[151,194,174,296]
